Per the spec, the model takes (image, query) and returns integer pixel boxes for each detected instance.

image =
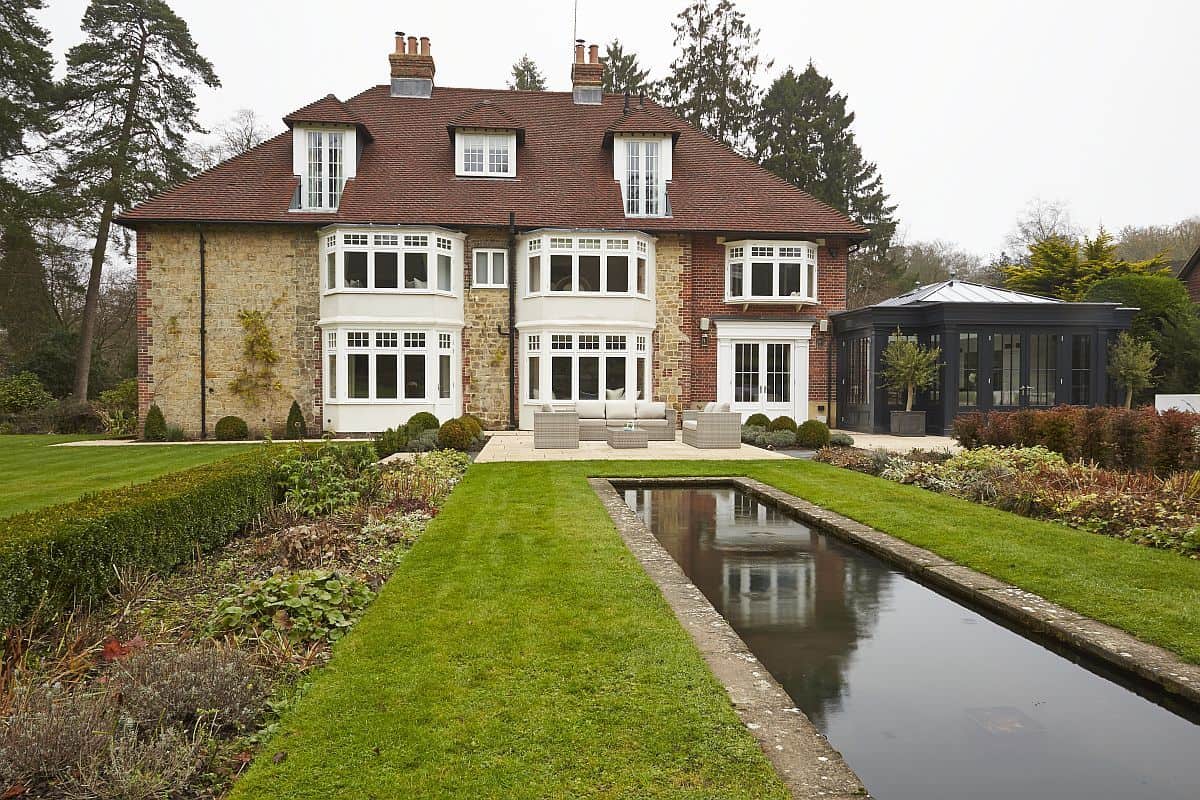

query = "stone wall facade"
[137,223,321,438]
[461,228,513,429]
[652,234,690,415]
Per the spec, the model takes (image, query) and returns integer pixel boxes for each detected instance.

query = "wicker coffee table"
[606,427,649,449]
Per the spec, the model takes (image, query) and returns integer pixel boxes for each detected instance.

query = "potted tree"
[1108,331,1156,408]
[880,331,941,436]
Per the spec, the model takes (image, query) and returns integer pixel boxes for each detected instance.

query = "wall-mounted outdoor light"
[699,317,711,346]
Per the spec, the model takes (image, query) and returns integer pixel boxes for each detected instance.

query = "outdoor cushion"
[702,401,718,412]
[605,388,626,400]
[682,420,698,430]
[635,400,666,419]
[635,418,669,429]
[715,402,730,412]
[576,400,606,419]
[606,400,636,419]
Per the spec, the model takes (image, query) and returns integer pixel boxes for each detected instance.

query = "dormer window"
[613,135,671,218]
[304,130,345,210]
[456,130,516,178]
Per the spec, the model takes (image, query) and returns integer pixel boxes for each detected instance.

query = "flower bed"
[952,406,1200,474]
[0,448,469,799]
[816,444,1200,557]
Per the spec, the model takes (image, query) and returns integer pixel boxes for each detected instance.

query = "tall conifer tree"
[508,55,547,91]
[660,0,769,153]
[601,40,651,95]
[57,0,218,399]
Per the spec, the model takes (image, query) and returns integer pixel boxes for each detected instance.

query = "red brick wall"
[1185,269,1200,305]
[682,233,848,408]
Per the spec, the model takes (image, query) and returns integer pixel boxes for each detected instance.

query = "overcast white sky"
[35,0,1200,256]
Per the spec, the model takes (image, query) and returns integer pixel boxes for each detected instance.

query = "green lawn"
[231,458,1200,799]
[0,434,257,517]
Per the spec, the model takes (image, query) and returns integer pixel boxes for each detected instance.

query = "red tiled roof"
[282,94,368,133]
[118,86,867,239]
[447,100,523,132]
[605,102,687,140]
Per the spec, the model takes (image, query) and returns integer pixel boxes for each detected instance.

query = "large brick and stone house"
[117,34,867,436]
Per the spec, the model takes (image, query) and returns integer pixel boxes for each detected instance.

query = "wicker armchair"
[681,409,741,449]
[533,410,579,449]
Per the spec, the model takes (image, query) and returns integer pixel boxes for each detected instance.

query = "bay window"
[324,328,457,403]
[526,331,651,403]
[523,233,654,297]
[322,228,460,294]
[725,240,819,303]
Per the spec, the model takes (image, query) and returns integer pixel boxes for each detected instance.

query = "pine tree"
[0,0,56,164]
[57,0,219,400]
[755,65,897,254]
[507,55,546,91]
[660,0,770,153]
[602,40,651,95]
[1002,227,1167,300]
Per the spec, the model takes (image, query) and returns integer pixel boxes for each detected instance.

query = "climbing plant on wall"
[229,302,282,406]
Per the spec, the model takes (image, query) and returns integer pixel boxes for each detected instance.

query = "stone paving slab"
[475,432,788,462]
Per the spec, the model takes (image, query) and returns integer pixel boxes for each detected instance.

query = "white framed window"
[619,137,668,218]
[522,232,653,298]
[324,327,455,403]
[473,249,508,288]
[455,130,516,177]
[322,227,461,295]
[528,330,651,402]
[302,130,346,210]
[724,240,819,304]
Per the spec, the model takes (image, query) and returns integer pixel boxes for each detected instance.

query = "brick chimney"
[389,31,435,98]
[571,39,604,104]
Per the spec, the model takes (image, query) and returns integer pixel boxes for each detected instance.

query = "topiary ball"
[829,431,855,447]
[457,415,483,438]
[745,412,771,428]
[765,429,797,449]
[460,413,485,435]
[795,419,831,448]
[437,418,473,451]
[284,400,307,439]
[407,411,440,434]
[767,416,798,433]
[143,403,167,441]
[214,415,250,441]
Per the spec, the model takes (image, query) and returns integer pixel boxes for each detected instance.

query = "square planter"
[890,410,926,436]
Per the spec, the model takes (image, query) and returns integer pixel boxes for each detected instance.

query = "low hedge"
[952,405,1200,474]
[0,451,279,627]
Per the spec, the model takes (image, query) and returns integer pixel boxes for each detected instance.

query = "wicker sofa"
[532,408,579,449]
[681,402,741,448]
[574,400,677,441]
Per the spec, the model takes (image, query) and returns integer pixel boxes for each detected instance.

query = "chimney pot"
[394,31,404,52]
[420,36,430,56]
[389,30,436,90]
[407,35,418,55]
[588,44,599,64]
[574,40,585,64]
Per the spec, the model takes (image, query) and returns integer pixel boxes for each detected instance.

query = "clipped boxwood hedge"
[0,451,279,627]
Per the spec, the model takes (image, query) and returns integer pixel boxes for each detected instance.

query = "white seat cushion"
[635,400,666,419]
[606,400,636,420]
[702,401,718,412]
[576,400,606,419]
[605,388,626,400]
[682,420,698,430]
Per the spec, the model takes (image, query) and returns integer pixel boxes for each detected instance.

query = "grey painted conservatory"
[830,281,1137,435]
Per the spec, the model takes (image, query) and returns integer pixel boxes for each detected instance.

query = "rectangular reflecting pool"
[623,486,1200,800]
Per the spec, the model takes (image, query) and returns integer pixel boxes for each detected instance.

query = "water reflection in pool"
[624,486,1200,800]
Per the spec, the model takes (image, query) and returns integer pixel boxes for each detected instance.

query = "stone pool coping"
[590,478,870,800]
[606,476,1200,712]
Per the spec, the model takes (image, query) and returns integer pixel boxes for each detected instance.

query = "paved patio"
[474,431,788,462]
[834,430,959,453]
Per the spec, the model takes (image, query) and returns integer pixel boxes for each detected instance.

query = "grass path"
[231,458,1200,798]
[0,435,256,517]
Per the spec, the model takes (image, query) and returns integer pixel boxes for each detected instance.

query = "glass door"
[732,341,794,420]
[1026,333,1058,407]
[990,333,1023,411]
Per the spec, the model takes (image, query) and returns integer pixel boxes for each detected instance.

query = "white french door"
[731,340,794,419]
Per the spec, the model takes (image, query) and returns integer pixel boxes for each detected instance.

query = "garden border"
[606,476,1200,711]
[589,478,869,800]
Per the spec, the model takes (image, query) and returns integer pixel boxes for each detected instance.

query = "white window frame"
[614,135,671,218]
[724,239,819,304]
[321,227,461,296]
[525,330,652,403]
[324,326,458,404]
[520,232,653,299]
[455,129,517,178]
[297,128,352,211]
[472,249,508,288]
